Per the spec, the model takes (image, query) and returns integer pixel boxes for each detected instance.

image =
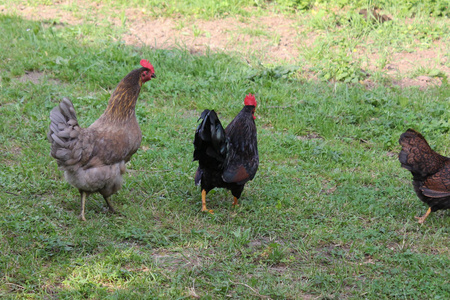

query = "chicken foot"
[201,189,214,214]
[79,191,87,221]
[415,207,432,224]
[79,193,118,221]
[103,196,116,213]
[232,197,239,206]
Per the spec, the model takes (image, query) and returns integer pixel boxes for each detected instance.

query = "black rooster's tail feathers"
[193,109,227,165]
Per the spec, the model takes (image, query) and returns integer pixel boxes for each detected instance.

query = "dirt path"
[2,1,448,88]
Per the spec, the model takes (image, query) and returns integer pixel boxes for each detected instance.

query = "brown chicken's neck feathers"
[102,68,145,122]
[104,84,140,121]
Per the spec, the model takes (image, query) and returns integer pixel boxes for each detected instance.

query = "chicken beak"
[151,73,157,79]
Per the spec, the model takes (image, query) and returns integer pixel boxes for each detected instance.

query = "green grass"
[1,4,450,299]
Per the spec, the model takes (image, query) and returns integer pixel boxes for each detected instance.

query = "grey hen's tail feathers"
[48,97,82,170]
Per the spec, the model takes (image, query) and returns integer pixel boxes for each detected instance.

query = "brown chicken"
[48,59,156,221]
[399,129,450,223]
[193,94,259,213]
[358,8,391,23]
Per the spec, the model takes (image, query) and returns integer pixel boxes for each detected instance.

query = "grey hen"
[48,59,156,220]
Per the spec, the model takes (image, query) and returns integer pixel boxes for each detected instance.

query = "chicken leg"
[201,190,207,212]
[232,197,239,206]
[415,207,432,224]
[79,191,87,221]
[201,190,214,214]
[103,196,116,213]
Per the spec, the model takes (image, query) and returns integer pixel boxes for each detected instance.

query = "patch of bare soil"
[18,70,46,84]
[17,70,61,85]
[123,14,304,62]
[2,1,448,88]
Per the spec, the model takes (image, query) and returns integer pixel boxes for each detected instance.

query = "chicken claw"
[200,190,214,214]
[201,207,214,214]
[415,207,432,224]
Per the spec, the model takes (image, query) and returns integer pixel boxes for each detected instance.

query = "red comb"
[140,59,155,74]
[244,94,257,107]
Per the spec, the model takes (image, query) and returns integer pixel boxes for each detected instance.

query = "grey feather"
[55,148,71,160]
[70,130,79,138]
[57,122,67,130]
[59,101,72,119]
[50,109,66,124]
[49,123,59,135]
[51,133,66,147]
[68,119,78,126]
[73,147,83,160]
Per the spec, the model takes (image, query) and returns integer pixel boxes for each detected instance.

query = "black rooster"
[193,94,259,212]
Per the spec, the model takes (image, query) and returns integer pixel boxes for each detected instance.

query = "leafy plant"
[311,51,368,83]
[247,64,300,80]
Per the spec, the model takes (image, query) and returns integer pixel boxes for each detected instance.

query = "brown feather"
[399,129,450,218]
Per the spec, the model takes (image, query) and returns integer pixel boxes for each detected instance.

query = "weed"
[191,25,204,37]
